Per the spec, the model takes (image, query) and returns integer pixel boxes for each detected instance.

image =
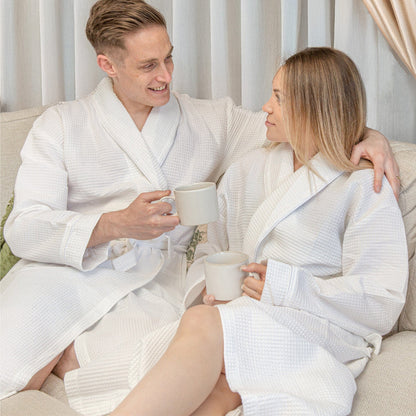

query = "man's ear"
[97,54,117,78]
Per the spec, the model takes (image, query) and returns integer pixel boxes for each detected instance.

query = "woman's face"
[262,69,288,143]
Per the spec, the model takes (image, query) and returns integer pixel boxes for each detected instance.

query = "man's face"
[109,25,174,114]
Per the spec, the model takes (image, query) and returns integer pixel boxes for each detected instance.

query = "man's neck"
[112,85,152,131]
[128,106,152,131]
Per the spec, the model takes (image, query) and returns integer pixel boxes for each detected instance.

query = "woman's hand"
[202,288,229,306]
[351,128,400,200]
[240,263,267,300]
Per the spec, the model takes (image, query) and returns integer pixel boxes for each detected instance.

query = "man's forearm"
[87,211,124,248]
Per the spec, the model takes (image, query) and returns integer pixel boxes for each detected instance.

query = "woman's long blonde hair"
[279,47,368,171]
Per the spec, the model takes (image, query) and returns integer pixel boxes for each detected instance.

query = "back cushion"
[391,141,416,332]
[0,106,47,217]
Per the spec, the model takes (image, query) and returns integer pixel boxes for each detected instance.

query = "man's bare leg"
[22,342,79,391]
[22,354,62,391]
[52,342,80,379]
[111,304,225,416]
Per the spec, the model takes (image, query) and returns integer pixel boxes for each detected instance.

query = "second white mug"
[204,251,249,301]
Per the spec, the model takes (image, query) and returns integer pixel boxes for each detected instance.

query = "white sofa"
[1,106,415,415]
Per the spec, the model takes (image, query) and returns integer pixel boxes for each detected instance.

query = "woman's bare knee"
[180,305,222,336]
[176,305,223,347]
[175,305,224,362]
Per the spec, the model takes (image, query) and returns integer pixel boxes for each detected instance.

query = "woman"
[111,48,408,416]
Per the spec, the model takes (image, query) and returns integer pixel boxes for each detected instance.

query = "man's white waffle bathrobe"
[0,77,266,407]
[187,144,408,415]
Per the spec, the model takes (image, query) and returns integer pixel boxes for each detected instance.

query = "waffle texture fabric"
[187,143,408,415]
[0,77,266,401]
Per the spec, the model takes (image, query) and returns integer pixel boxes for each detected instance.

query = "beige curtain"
[363,0,416,79]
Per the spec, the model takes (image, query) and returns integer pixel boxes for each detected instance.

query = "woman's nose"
[262,99,272,114]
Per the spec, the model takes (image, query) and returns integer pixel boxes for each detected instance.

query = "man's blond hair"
[86,0,166,57]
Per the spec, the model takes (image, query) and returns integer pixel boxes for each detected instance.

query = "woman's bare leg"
[191,373,241,416]
[111,305,225,416]
[22,342,79,391]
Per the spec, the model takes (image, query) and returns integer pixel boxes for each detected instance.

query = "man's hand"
[88,190,180,247]
[351,128,401,200]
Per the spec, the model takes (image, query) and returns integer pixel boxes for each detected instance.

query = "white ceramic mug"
[161,182,219,226]
[204,251,249,301]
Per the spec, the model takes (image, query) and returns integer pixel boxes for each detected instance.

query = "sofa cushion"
[0,390,80,416]
[390,142,416,332]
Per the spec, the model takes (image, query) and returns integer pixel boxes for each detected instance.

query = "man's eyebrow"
[138,46,174,65]
[273,89,281,94]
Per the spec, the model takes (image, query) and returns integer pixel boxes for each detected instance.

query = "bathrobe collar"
[92,78,180,189]
[243,143,345,260]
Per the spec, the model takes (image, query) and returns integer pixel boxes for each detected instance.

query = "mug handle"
[160,195,177,215]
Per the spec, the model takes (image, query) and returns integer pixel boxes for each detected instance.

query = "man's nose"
[156,64,172,83]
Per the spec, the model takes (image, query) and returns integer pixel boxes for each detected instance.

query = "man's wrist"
[87,210,123,248]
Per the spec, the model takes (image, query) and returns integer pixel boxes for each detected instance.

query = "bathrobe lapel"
[93,78,180,190]
[243,144,345,260]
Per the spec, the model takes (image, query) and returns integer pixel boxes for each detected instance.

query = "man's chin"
[149,91,170,107]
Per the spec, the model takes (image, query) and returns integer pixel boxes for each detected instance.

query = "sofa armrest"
[0,105,48,217]
[351,330,416,415]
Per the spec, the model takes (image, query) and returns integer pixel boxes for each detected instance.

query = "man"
[0,1,400,414]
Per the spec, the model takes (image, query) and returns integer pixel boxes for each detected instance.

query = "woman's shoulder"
[342,168,397,207]
[345,168,374,185]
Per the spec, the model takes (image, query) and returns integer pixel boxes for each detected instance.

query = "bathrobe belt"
[100,235,187,273]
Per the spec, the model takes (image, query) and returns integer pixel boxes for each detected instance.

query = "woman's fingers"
[241,262,267,279]
[241,276,265,300]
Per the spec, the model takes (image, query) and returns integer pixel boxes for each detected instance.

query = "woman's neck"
[293,154,303,171]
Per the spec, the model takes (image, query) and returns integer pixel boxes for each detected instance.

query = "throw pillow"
[0,195,20,279]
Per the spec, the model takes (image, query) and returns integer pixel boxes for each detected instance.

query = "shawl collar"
[92,78,180,189]
[243,144,345,260]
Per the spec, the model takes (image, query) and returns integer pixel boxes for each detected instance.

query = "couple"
[109,48,408,416]
[0,0,406,415]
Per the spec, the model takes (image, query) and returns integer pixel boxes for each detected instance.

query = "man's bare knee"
[22,353,62,391]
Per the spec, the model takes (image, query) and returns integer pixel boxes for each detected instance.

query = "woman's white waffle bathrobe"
[187,144,408,415]
[0,77,266,401]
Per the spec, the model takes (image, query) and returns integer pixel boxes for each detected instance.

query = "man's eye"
[165,55,173,62]
[143,63,156,70]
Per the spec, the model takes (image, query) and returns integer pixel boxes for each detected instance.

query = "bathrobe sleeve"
[4,107,106,271]
[261,176,408,338]
[212,97,266,177]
